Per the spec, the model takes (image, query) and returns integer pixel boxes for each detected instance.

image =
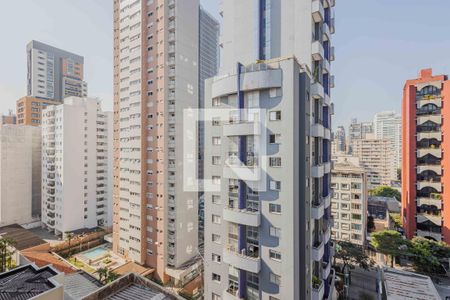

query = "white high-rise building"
[0,125,41,226]
[373,111,401,171]
[41,97,112,236]
[203,0,336,299]
[331,155,368,246]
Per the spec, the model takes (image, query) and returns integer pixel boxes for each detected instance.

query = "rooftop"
[112,261,154,277]
[0,224,47,251]
[0,264,61,300]
[383,268,441,300]
[64,271,103,300]
[369,196,401,213]
[82,272,182,300]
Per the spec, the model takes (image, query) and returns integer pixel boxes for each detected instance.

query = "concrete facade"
[402,68,450,243]
[27,40,87,102]
[16,96,60,126]
[41,97,112,236]
[0,125,41,226]
[373,111,402,171]
[331,155,368,246]
[203,0,336,299]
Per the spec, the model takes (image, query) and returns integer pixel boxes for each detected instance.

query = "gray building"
[27,40,87,101]
[334,125,346,153]
[348,118,373,153]
[203,0,336,299]
[198,6,220,245]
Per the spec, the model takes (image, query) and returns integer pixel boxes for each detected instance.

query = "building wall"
[113,0,200,282]
[27,40,86,102]
[41,97,111,236]
[16,96,60,126]
[402,69,448,243]
[373,111,402,171]
[0,125,40,226]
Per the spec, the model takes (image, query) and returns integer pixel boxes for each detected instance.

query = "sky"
[1,0,450,130]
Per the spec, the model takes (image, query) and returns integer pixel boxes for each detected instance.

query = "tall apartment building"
[334,125,346,153]
[1,111,16,125]
[402,68,450,243]
[41,97,112,237]
[331,155,368,246]
[27,40,87,101]
[374,111,402,170]
[0,125,41,226]
[112,0,202,284]
[351,134,396,188]
[203,0,336,299]
[198,6,220,244]
[348,118,373,153]
[16,96,59,126]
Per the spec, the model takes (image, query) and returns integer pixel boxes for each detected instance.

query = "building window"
[270,226,281,238]
[269,204,281,214]
[269,157,281,167]
[270,180,281,191]
[212,176,221,185]
[212,214,221,224]
[212,293,221,300]
[270,272,281,286]
[212,98,221,106]
[212,195,221,204]
[269,134,281,144]
[269,250,282,261]
[269,111,281,121]
[212,136,221,145]
[212,156,221,165]
[212,253,221,263]
[212,273,221,283]
[212,234,221,244]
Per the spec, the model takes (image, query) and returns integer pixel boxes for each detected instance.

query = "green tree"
[370,230,407,268]
[0,238,16,273]
[389,213,402,229]
[408,237,450,275]
[97,267,109,284]
[334,241,375,271]
[65,232,74,256]
[369,186,401,201]
[106,270,120,283]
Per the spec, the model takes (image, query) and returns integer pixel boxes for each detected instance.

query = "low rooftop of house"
[0,224,46,251]
[0,264,61,300]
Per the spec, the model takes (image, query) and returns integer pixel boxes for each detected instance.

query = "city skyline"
[2,1,450,130]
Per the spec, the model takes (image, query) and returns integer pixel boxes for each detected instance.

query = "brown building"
[16,96,59,126]
[1,111,16,124]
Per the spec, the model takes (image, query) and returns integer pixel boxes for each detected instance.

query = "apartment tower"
[373,111,402,171]
[331,155,368,246]
[203,0,336,299]
[402,68,450,243]
[41,97,112,236]
[27,40,87,101]
[112,0,200,283]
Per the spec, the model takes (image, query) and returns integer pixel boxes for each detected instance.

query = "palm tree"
[107,270,119,283]
[65,232,74,256]
[0,238,16,272]
[97,267,109,284]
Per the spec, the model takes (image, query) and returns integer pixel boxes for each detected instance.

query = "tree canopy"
[335,241,374,271]
[369,186,401,201]
[408,237,450,275]
[370,230,407,267]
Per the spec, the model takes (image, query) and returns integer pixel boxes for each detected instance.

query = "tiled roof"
[0,264,59,300]
[106,283,169,300]
[21,250,77,275]
[112,261,154,277]
[64,271,103,300]
[0,224,46,251]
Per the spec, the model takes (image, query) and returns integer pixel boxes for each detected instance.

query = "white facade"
[351,134,396,189]
[204,0,336,299]
[41,97,112,236]
[331,155,368,245]
[0,125,41,226]
[373,111,401,171]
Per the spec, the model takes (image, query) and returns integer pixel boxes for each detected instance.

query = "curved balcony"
[417,197,442,210]
[416,229,442,241]
[417,114,441,126]
[223,206,261,227]
[312,279,324,300]
[417,97,441,109]
[324,161,331,174]
[311,82,324,99]
[223,120,260,136]
[312,199,325,220]
[223,246,261,273]
[312,164,325,178]
[417,148,441,158]
[324,128,331,140]
[312,41,325,61]
[323,260,331,280]
[223,164,260,181]
[417,164,441,175]
[312,240,324,261]
[417,213,442,227]
[324,194,331,208]
[417,131,441,141]
[311,123,325,138]
[312,0,324,22]
[417,181,441,192]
